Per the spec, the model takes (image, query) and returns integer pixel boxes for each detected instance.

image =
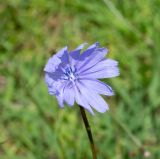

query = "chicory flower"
[44,42,119,114]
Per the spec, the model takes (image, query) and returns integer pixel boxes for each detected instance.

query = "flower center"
[62,65,78,81]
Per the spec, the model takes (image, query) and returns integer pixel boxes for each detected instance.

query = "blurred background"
[0,0,160,159]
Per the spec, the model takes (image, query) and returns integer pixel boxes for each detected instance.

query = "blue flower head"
[44,42,119,115]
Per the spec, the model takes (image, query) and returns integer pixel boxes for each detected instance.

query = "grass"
[0,0,160,158]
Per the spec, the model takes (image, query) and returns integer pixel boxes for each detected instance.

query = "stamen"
[62,65,78,81]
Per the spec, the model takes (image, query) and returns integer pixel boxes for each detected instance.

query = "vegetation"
[0,0,160,158]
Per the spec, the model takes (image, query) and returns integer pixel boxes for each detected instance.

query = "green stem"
[79,106,97,159]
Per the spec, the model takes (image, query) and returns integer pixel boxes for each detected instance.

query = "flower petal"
[63,83,75,106]
[79,78,114,96]
[56,46,69,63]
[56,93,64,108]
[45,72,64,94]
[80,42,99,60]
[44,47,69,73]
[77,48,108,73]
[44,55,61,73]
[45,73,57,95]
[55,81,70,108]
[77,82,109,113]
[79,59,118,74]
[70,43,87,59]
[74,85,94,114]
[79,59,119,79]
[80,67,119,79]
[69,43,87,68]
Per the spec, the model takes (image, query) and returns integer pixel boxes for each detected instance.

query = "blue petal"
[79,59,117,74]
[70,43,87,59]
[45,73,57,94]
[44,55,61,73]
[69,42,100,71]
[55,81,70,108]
[56,93,64,108]
[79,78,114,96]
[45,72,69,108]
[79,59,119,79]
[77,82,109,113]
[77,48,108,72]
[74,85,94,115]
[56,46,69,63]
[45,72,63,92]
[63,83,75,106]
[44,47,69,73]
[80,67,119,79]
[79,42,99,60]
[45,73,54,87]
[69,43,87,68]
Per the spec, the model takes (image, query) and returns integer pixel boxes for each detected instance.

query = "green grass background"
[0,0,160,158]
